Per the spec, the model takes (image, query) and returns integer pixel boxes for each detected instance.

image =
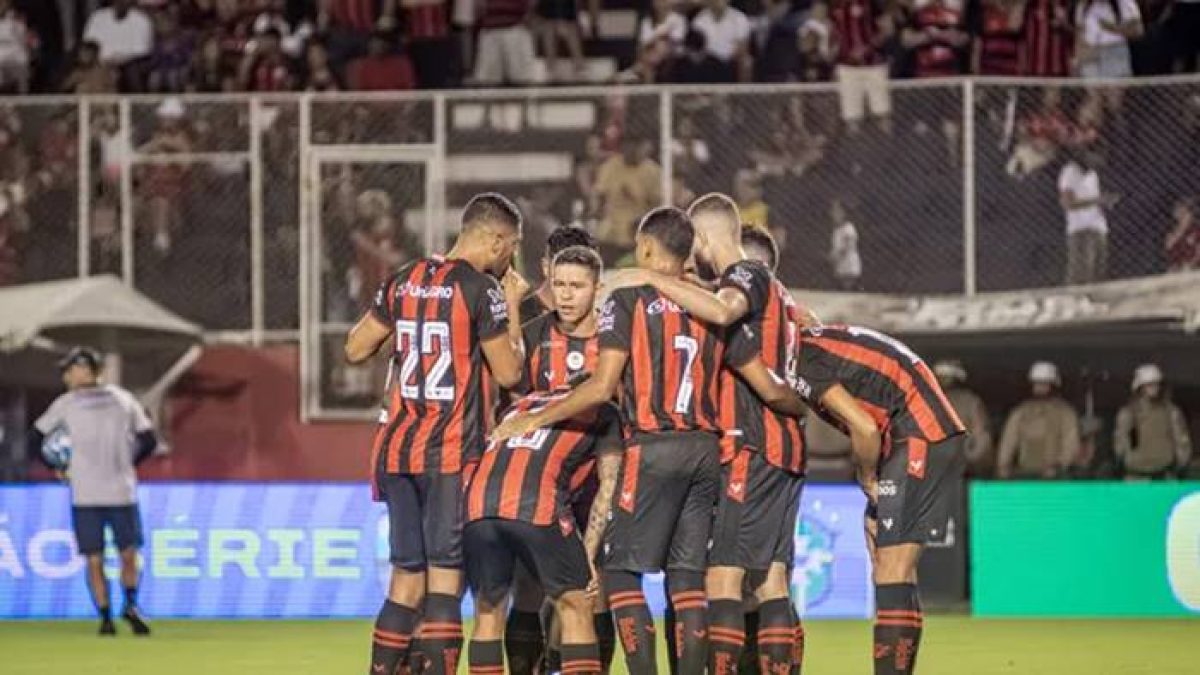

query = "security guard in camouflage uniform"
[997,361,1081,479]
[1114,364,1192,479]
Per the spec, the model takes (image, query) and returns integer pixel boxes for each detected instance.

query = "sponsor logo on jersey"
[645,298,683,316]
[398,282,454,299]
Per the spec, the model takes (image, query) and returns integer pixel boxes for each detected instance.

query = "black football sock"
[122,586,138,609]
[416,593,464,675]
[98,604,112,621]
[873,583,922,675]
[560,642,602,675]
[467,638,504,675]
[757,598,796,674]
[504,610,545,675]
[740,611,760,674]
[605,571,657,675]
[707,599,745,675]
[666,570,707,675]
[370,599,419,675]
[594,610,616,671]
[789,600,805,674]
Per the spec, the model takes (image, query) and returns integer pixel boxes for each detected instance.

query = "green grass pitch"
[1,618,1194,673]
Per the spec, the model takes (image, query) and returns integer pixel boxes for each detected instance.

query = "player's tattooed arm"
[583,450,621,568]
[490,349,626,442]
[344,312,393,364]
[734,358,808,418]
[820,384,883,497]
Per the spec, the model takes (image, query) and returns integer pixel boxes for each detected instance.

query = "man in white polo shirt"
[1058,149,1116,285]
[690,0,752,81]
[83,0,152,66]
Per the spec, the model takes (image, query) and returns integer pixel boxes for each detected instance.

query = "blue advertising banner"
[0,483,871,619]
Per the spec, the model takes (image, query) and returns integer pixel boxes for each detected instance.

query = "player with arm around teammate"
[795,325,966,675]
[344,193,529,675]
[605,196,811,674]
[492,207,807,675]
[27,347,160,637]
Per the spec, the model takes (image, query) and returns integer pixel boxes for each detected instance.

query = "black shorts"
[72,504,143,555]
[464,518,590,605]
[377,471,465,570]
[868,435,965,548]
[602,431,721,574]
[710,449,804,572]
[536,0,578,22]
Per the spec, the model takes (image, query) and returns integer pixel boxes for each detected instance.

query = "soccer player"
[519,225,599,321]
[605,196,807,674]
[795,325,966,675]
[27,347,159,636]
[344,193,529,675]
[492,206,806,675]
[508,245,616,674]
[464,388,622,675]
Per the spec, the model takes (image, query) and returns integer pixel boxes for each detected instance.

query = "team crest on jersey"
[566,351,586,371]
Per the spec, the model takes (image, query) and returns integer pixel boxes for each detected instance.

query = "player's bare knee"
[753,563,791,603]
[873,544,921,585]
[555,591,596,642]
[387,566,426,607]
[426,565,464,597]
[706,565,744,600]
[473,594,509,640]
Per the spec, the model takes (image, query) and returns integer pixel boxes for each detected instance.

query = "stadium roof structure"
[0,276,201,391]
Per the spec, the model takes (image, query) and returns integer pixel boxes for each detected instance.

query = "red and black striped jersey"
[521,311,600,393]
[720,260,806,474]
[368,256,509,476]
[467,391,622,525]
[796,325,965,449]
[597,286,724,437]
[976,3,1024,75]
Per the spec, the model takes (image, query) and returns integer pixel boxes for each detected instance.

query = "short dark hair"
[688,192,739,220]
[58,346,103,373]
[552,245,603,279]
[545,226,597,260]
[461,192,522,234]
[741,225,779,271]
[637,206,694,261]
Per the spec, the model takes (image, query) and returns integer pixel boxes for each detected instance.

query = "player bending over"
[606,196,808,674]
[492,207,806,675]
[464,386,622,675]
[345,193,529,675]
[795,325,966,675]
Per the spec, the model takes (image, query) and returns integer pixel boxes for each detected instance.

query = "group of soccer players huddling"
[345,192,967,675]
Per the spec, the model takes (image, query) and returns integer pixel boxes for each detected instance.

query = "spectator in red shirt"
[402,0,457,88]
[1166,197,1200,271]
[1022,0,1072,76]
[830,0,894,133]
[237,27,297,91]
[319,0,398,69]
[346,29,416,90]
[972,0,1025,75]
[901,0,971,77]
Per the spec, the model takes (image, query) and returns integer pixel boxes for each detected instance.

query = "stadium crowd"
[0,0,1196,95]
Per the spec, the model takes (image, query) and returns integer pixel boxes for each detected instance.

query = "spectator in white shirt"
[690,0,753,81]
[639,0,687,52]
[83,0,153,66]
[1074,0,1143,78]
[1058,149,1117,285]
[0,0,33,93]
[828,198,862,290]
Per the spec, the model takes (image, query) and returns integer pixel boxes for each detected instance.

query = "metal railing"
[1,77,1197,416]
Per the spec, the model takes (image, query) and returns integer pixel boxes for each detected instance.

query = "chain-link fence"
[974,77,1200,291]
[3,79,1199,416]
